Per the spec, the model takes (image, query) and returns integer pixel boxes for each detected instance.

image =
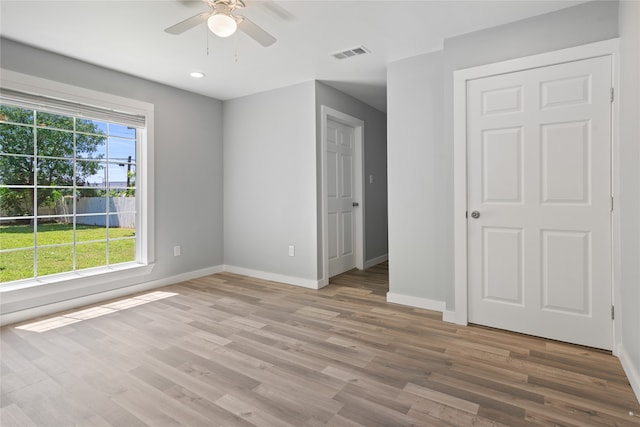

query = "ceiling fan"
[165,0,276,47]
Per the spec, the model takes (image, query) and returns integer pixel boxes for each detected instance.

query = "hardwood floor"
[2,263,639,426]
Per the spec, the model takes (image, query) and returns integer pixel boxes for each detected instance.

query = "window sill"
[0,263,152,293]
[0,263,155,317]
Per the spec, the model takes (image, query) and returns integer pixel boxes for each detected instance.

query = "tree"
[0,105,105,217]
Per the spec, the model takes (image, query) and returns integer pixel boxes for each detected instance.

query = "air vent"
[332,46,370,60]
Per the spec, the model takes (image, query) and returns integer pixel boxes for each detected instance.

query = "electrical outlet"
[288,245,295,257]
[173,245,181,257]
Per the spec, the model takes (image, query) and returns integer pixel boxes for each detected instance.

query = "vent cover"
[332,46,370,60]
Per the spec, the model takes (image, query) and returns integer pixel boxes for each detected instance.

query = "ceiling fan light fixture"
[208,13,237,38]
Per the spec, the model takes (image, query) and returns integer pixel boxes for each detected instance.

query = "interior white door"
[327,118,356,277]
[467,56,613,349]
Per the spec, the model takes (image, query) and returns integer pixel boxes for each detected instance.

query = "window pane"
[36,219,74,246]
[109,137,135,162]
[0,105,34,125]
[76,192,106,214]
[36,188,73,214]
[109,214,135,238]
[76,220,107,242]
[108,202,135,229]
[76,119,106,137]
[113,164,136,196]
[0,249,34,282]
[37,128,74,158]
[36,112,73,130]
[0,187,34,217]
[109,183,127,196]
[109,238,135,264]
[79,161,107,188]
[76,134,106,159]
[0,123,34,155]
[106,162,130,192]
[76,241,106,270]
[0,98,140,282]
[0,154,34,185]
[37,245,73,277]
[108,124,135,139]
[126,164,136,189]
[37,158,74,187]
[0,221,33,250]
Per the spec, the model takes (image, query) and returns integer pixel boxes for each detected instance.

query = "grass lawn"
[0,223,135,283]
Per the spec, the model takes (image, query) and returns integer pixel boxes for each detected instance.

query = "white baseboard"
[364,254,388,269]
[618,345,640,405]
[386,292,446,313]
[0,265,225,326]
[442,310,460,324]
[317,277,329,289]
[222,265,323,290]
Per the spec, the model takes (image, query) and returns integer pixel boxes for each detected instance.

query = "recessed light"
[190,71,205,78]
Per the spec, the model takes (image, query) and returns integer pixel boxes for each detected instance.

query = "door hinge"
[611,196,614,212]
[611,305,615,320]
[610,87,614,103]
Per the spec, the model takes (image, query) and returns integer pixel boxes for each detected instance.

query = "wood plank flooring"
[2,263,640,426]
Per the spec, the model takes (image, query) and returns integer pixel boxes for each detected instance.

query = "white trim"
[223,265,326,290]
[442,311,458,323]
[618,345,640,405]
[320,106,365,282]
[0,262,153,294]
[0,265,223,326]
[386,292,446,313]
[453,65,469,325]
[453,40,621,347]
[610,45,623,357]
[364,254,388,269]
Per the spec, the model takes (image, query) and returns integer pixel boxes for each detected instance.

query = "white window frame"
[0,70,155,307]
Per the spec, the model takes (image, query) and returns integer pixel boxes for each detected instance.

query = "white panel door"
[467,56,612,349]
[327,119,356,277]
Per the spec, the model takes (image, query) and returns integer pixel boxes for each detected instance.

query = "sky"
[83,122,136,187]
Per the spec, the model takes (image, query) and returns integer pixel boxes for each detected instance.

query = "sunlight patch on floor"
[16,291,178,333]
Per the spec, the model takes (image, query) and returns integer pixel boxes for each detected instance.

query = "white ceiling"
[0,0,586,112]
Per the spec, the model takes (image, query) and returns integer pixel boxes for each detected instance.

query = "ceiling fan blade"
[164,11,211,35]
[238,16,276,47]
[262,1,294,21]
[177,0,207,7]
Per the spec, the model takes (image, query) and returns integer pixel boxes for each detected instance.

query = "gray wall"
[387,51,445,301]
[387,0,620,307]
[1,38,224,312]
[618,0,640,400]
[315,81,388,275]
[223,82,318,281]
[223,81,388,284]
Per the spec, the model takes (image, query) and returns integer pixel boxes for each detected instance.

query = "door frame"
[320,105,365,285]
[452,39,621,352]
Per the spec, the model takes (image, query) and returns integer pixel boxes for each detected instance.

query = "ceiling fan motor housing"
[166,0,276,47]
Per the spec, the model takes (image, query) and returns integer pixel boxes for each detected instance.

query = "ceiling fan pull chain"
[206,26,210,57]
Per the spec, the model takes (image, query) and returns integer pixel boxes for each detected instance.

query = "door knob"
[471,210,480,219]
[352,202,359,207]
